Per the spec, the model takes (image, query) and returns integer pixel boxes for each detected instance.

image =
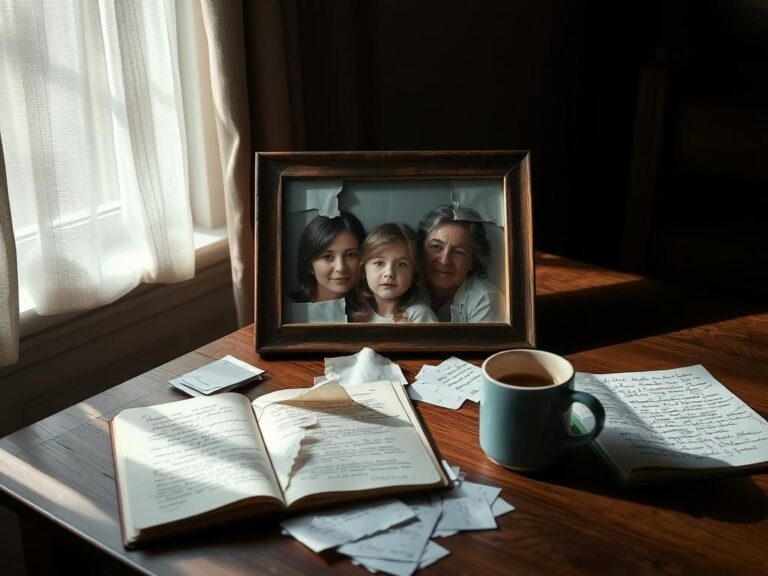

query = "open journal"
[110,380,450,547]
[573,365,768,486]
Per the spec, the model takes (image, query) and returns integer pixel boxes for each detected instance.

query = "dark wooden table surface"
[2,253,767,575]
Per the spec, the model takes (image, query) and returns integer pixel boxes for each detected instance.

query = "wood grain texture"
[1,252,767,575]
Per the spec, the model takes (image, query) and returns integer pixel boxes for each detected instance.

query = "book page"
[575,365,768,477]
[252,381,444,506]
[112,393,283,534]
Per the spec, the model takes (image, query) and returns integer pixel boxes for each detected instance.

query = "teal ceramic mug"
[479,349,605,471]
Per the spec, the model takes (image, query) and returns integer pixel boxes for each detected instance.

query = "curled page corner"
[254,378,349,411]
[277,379,353,405]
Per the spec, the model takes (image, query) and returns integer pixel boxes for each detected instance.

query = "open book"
[110,380,450,547]
[573,365,768,486]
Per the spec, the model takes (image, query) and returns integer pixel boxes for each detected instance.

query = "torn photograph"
[282,179,507,325]
[254,150,534,355]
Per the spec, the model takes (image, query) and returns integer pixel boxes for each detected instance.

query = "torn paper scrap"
[415,364,439,381]
[285,297,347,323]
[350,559,379,575]
[325,347,407,386]
[436,494,497,531]
[352,534,449,574]
[450,180,505,227]
[280,499,415,553]
[460,480,502,507]
[354,556,418,576]
[417,357,482,403]
[492,497,516,517]
[285,179,343,217]
[408,381,466,410]
[418,541,451,569]
[338,497,440,562]
[306,182,342,217]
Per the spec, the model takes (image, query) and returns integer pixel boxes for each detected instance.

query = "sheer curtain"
[0,0,194,326]
[0,0,255,367]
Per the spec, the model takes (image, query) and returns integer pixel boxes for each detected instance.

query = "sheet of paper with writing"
[111,394,282,541]
[416,357,483,403]
[407,381,466,409]
[575,365,768,482]
[252,380,444,506]
[338,496,441,562]
[280,498,414,553]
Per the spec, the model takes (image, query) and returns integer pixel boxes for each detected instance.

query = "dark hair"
[350,223,428,323]
[295,212,366,302]
[416,204,491,278]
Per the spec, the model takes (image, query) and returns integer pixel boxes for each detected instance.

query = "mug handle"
[562,391,605,448]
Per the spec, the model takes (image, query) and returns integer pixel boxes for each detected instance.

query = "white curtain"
[199,0,253,328]
[0,0,197,365]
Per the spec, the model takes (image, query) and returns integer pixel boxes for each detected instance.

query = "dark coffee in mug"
[493,372,554,387]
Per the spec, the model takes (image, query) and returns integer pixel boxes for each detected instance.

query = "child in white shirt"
[349,223,437,323]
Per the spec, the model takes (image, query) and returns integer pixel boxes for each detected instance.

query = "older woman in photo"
[417,205,505,322]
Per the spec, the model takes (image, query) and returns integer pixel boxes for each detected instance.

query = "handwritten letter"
[416,357,482,403]
[575,365,768,476]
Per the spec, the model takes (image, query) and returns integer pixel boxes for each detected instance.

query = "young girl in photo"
[350,223,437,323]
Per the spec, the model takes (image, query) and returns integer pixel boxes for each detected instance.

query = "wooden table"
[2,253,767,575]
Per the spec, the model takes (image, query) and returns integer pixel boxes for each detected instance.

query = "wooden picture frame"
[254,150,535,355]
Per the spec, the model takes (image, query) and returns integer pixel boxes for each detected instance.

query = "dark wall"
[246,0,768,302]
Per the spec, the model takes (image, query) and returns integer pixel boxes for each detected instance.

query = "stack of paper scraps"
[280,462,514,576]
[406,356,482,409]
[170,355,264,396]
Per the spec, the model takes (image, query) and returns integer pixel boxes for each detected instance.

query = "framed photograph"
[254,150,535,355]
